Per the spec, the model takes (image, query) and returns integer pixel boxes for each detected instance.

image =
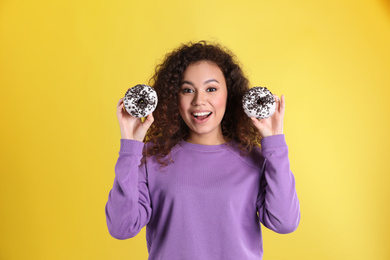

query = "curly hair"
[144,41,261,166]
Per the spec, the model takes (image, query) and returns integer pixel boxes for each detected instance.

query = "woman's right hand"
[116,97,154,142]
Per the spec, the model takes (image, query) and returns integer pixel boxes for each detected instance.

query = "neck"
[186,130,228,145]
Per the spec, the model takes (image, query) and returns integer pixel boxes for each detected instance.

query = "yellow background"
[1,0,389,259]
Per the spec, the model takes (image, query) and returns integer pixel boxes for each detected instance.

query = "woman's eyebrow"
[204,79,219,85]
[181,80,194,86]
[181,79,219,86]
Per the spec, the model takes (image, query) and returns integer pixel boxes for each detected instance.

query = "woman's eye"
[181,88,194,93]
[207,87,217,92]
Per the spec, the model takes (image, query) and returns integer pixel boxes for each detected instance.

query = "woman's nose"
[191,91,206,106]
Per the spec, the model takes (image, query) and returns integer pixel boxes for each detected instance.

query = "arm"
[105,139,152,239]
[251,95,300,233]
[256,134,300,234]
[105,97,154,239]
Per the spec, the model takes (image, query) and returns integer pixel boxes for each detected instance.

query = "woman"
[106,41,300,260]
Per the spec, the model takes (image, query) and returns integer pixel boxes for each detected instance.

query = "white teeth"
[193,112,211,117]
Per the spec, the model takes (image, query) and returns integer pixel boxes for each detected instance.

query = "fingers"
[143,113,155,129]
[117,98,123,112]
[280,95,285,113]
[251,116,263,130]
[273,95,280,111]
[117,98,124,109]
[117,97,124,107]
[273,94,285,114]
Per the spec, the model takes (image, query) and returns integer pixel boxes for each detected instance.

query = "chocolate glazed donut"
[242,86,276,119]
[123,84,158,118]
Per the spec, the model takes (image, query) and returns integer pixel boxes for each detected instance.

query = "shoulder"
[225,141,265,171]
[143,141,184,169]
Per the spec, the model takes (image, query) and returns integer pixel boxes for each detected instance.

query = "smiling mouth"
[192,112,212,120]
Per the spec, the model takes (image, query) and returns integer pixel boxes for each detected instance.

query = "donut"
[242,86,276,119]
[123,84,158,118]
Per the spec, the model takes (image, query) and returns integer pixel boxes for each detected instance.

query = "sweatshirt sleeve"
[256,134,300,234]
[105,139,152,239]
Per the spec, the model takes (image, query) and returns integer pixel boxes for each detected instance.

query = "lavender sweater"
[105,134,300,259]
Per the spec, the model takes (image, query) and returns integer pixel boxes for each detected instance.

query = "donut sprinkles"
[242,86,276,119]
[123,84,158,118]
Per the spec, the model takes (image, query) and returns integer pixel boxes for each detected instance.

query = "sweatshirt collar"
[179,140,235,152]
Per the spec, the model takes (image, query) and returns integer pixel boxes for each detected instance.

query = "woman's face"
[178,61,228,145]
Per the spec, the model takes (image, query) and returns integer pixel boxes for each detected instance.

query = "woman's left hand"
[251,94,285,138]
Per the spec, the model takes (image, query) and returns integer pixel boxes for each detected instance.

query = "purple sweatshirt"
[105,134,300,259]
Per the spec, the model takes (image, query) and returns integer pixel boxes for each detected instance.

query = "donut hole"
[137,97,147,108]
[257,99,262,106]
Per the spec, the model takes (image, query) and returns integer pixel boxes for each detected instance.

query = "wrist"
[120,131,134,140]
